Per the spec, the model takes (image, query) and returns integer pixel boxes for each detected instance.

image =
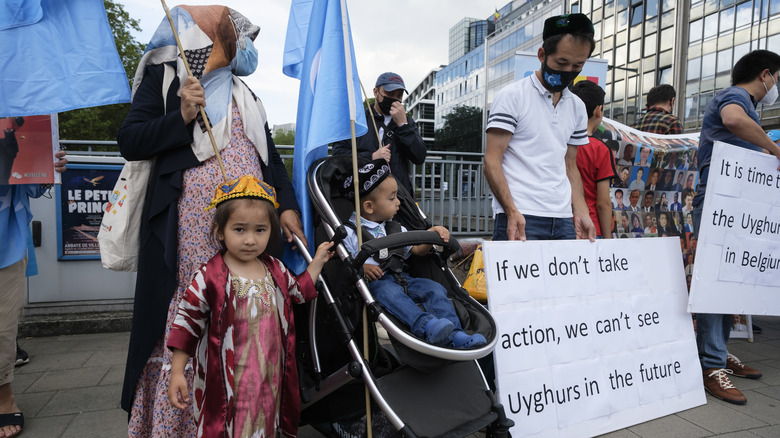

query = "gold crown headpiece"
[205,175,279,211]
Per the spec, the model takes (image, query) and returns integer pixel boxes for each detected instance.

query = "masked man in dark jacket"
[332,72,426,195]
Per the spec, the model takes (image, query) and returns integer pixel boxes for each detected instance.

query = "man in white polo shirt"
[484,13,596,242]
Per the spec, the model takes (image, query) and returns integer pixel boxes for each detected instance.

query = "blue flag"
[282,0,367,273]
[0,0,130,117]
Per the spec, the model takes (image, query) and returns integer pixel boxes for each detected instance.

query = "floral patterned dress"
[128,103,264,437]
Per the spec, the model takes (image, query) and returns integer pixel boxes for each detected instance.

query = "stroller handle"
[353,230,461,267]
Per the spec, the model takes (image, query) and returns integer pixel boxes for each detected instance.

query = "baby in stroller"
[339,159,486,349]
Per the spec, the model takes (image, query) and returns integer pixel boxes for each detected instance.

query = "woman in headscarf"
[116,6,305,436]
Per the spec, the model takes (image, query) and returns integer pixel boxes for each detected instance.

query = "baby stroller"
[293,156,513,437]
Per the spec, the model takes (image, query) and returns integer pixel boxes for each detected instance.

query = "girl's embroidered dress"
[168,252,316,438]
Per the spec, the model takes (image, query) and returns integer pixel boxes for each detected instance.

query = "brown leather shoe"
[726,353,762,379]
[703,368,747,405]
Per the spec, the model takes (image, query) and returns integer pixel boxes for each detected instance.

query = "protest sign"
[484,238,705,438]
[0,114,59,185]
[689,142,780,315]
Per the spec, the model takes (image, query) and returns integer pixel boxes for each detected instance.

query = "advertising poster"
[0,114,59,185]
[56,164,121,260]
[484,238,705,438]
[689,142,780,316]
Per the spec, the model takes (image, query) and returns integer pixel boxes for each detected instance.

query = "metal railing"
[411,151,492,237]
[63,141,493,237]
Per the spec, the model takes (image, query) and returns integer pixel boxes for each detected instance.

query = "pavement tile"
[744,363,780,386]
[757,359,780,371]
[15,390,58,418]
[726,390,780,426]
[70,335,131,353]
[100,364,126,386]
[42,384,123,416]
[677,396,769,434]
[751,424,780,438]
[596,429,641,437]
[10,370,42,393]
[740,343,780,360]
[626,413,711,438]
[18,337,82,355]
[752,385,780,402]
[83,347,129,367]
[13,351,92,374]
[17,414,74,438]
[710,432,761,438]
[26,366,109,393]
[61,408,128,438]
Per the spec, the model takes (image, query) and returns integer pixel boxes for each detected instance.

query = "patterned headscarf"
[131,6,269,165]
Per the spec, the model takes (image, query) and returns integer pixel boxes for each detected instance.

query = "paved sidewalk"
[11,316,780,437]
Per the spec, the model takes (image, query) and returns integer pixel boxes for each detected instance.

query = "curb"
[18,311,133,338]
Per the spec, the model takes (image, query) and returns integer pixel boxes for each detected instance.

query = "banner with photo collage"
[598,117,700,286]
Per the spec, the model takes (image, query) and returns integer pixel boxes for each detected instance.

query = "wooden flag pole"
[359,79,383,147]
[161,0,229,183]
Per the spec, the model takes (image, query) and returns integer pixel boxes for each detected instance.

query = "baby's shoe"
[425,318,454,346]
[451,330,487,349]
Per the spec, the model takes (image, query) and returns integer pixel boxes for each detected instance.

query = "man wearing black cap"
[484,13,596,242]
[332,72,426,195]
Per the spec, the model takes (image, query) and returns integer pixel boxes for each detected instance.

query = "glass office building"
[571,0,780,129]
[435,45,485,129]
[485,0,564,106]
[450,18,479,63]
[406,68,441,147]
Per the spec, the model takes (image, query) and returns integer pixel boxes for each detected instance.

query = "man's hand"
[280,209,307,249]
[363,264,384,281]
[574,215,596,241]
[180,76,206,124]
[54,150,68,173]
[506,210,526,241]
[389,101,407,126]
[372,144,391,163]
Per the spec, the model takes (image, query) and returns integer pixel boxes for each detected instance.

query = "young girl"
[166,176,333,437]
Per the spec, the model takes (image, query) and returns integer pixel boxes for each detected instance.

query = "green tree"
[272,130,295,180]
[272,130,295,146]
[434,105,483,153]
[59,0,144,144]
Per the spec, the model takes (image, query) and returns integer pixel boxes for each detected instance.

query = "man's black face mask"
[378,94,399,115]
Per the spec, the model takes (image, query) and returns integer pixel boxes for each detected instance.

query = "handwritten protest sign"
[689,142,780,315]
[484,238,704,438]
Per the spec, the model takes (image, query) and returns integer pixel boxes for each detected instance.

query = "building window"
[685,95,699,120]
[720,7,735,33]
[644,32,657,56]
[689,19,702,42]
[631,4,644,26]
[771,0,780,16]
[717,48,733,74]
[630,39,641,61]
[658,66,672,85]
[701,52,716,80]
[736,1,753,27]
[703,13,718,39]
[687,57,701,81]
[660,27,674,51]
[646,0,659,18]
